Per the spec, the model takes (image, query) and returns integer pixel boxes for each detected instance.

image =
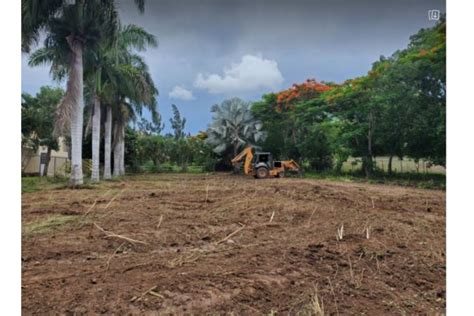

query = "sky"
[21,0,445,134]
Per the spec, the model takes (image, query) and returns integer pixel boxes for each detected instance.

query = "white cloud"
[168,85,195,101]
[194,54,284,94]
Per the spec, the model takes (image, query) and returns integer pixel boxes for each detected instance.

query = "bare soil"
[22,173,445,315]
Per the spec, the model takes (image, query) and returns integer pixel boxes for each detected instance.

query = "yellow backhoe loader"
[231,146,300,179]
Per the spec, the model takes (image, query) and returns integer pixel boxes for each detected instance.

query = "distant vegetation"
[123,17,446,183]
[252,17,445,178]
[22,2,445,188]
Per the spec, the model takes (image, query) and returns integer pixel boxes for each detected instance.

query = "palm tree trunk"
[68,38,84,186]
[91,93,101,182]
[120,124,125,175]
[113,123,120,178]
[103,106,112,179]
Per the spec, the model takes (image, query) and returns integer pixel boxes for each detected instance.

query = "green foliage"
[124,126,140,171]
[169,104,186,140]
[252,93,288,159]
[22,86,64,151]
[206,98,266,166]
[304,170,445,190]
[26,0,120,81]
[137,116,164,136]
[123,127,214,173]
[253,18,445,178]
[296,124,332,171]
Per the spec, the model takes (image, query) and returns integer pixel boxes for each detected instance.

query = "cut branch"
[93,223,147,245]
[216,225,246,244]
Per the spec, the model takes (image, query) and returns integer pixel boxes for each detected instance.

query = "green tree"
[24,0,150,185]
[22,86,64,175]
[169,104,186,140]
[206,98,266,161]
[252,93,288,159]
[390,17,446,166]
[83,23,157,181]
[169,138,193,171]
[137,116,164,136]
[252,80,334,167]
[324,76,383,177]
[24,0,120,185]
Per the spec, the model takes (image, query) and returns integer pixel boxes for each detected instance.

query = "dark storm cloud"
[22,0,445,133]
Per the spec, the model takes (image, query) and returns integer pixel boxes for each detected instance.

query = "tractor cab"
[253,152,273,169]
[253,152,286,170]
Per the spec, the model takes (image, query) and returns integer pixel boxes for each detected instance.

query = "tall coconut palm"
[23,0,147,186]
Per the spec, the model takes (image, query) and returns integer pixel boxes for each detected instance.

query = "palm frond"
[119,24,157,51]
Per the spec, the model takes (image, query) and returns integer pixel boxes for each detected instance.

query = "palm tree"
[85,24,157,181]
[23,0,147,186]
[206,97,267,157]
[109,53,158,177]
[25,0,119,185]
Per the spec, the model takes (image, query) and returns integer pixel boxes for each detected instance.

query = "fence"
[342,156,445,174]
[22,155,71,177]
[22,155,94,177]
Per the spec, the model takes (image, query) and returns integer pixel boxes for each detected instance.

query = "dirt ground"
[22,173,445,315]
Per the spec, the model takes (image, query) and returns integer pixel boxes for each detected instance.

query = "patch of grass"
[22,176,103,192]
[23,214,78,235]
[133,161,206,174]
[304,170,445,190]
[303,171,360,184]
[22,176,68,193]
[56,182,99,190]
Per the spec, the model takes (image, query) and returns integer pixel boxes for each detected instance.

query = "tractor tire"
[256,167,269,179]
[278,171,285,178]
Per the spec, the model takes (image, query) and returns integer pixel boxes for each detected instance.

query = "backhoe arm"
[282,160,301,172]
[231,147,254,175]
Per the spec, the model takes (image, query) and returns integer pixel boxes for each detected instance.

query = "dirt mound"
[22,173,445,314]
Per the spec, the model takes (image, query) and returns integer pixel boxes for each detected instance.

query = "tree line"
[251,17,445,177]
[22,3,445,180]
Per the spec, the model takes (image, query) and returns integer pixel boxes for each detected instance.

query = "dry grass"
[308,287,325,316]
[23,214,78,235]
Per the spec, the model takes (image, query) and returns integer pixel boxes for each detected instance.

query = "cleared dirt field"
[22,173,445,315]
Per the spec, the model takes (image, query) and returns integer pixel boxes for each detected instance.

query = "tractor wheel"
[256,167,269,179]
[278,171,285,178]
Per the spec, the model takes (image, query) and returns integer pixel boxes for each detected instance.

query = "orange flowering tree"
[252,79,336,169]
[274,79,333,112]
